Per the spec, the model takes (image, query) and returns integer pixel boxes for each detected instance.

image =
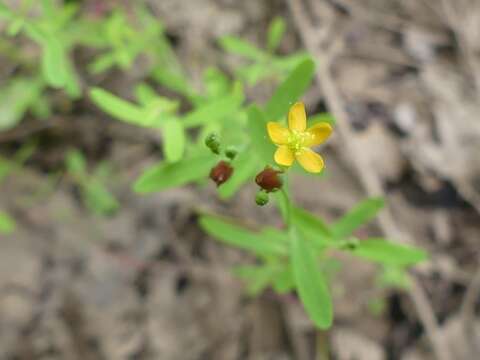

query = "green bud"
[205,133,220,154]
[225,146,238,160]
[255,190,269,206]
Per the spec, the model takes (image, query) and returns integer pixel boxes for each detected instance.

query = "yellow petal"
[288,102,307,132]
[305,123,333,147]
[296,148,324,173]
[274,146,295,167]
[267,122,290,145]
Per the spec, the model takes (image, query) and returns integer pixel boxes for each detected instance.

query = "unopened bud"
[205,133,220,154]
[255,190,269,206]
[255,166,283,193]
[209,161,233,187]
[225,146,238,160]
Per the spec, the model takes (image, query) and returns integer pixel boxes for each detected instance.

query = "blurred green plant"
[65,149,119,216]
[92,45,427,328]
[219,16,310,86]
[0,3,428,329]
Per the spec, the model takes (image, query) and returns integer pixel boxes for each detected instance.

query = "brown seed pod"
[209,161,234,187]
[255,166,283,193]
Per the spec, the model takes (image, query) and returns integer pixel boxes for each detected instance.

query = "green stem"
[280,187,292,229]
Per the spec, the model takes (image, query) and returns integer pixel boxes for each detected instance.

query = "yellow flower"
[267,102,332,173]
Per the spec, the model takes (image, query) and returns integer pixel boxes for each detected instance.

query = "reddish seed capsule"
[255,166,283,193]
[209,161,234,187]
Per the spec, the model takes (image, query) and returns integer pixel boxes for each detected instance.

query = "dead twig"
[460,263,480,354]
[286,1,451,359]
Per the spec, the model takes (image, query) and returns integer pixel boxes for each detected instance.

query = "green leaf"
[182,93,243,128]
[162,119,185,163]
[264,58,315,120]
[291,229,333,329]
[267,17,286,52]
[309,112,336,126]
[84,179,119,216]
[66,149,86,175]
[0,211,16,234]
[233,265,277,296]
[331,197,385,239]
[134,154,216,193]
[218,149,259,199]
[41,35,68,88]
[378,265,411,289]
[352,239,428,266]
[134,83,158,106]
[292,207,332,247]
[247,105,276,164]
[219,36,266,61]
[272,264,295,294]
[152,67,193,98]
[203,67,230,99]
[0,77,43,130]
[199,215,287,256]
[0,3,14,19]
[90,87,147,126]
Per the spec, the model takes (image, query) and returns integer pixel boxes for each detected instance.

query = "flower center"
[287,130,312,155]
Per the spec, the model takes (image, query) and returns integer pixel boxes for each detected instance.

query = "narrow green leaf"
[66,149,86,175]
[0,3,14,18]
[199,215,287,256]
[352,239,428,266]
[233,265,278,296]
[84,180,119,216]
[41,35,68,88]
[331,197,385,239]
[90,87,147,126]
[0,211,16,234]
[247,105,276,164]
[272,264,295,294]
[152,67,192,97]
[309,112,336,126]
[162,119,185,163]
[291,229,333,329]
[218,149,259,199]
[267,17,286,52]
[134,154,216,193]
[264,58,315,120]
[219,36,266,61]
[182,93,243,128]
[292,207,332,247]
[134,83,158,106]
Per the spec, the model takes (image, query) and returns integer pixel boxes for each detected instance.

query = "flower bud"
[255,166,283,193]
[209,161,233,187]
[225,146,238,160]
[255,190,269,206]
[205,133,220,154]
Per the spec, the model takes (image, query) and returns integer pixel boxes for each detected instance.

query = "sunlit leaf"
[292,206,332,247]
[0,211,16,234]
[182,93,243,128]
[291,229,333,329]
[162,119,185,163]
[352,238,427,266]
[199,214,287,256]
[219,36,266,61]
[134,154,216,193]
[90,87,148,126]
[41,35,68,88]
[267,17,286,52]
[247,105,275,165]
[331,197,384,239]
[264,58,315,121]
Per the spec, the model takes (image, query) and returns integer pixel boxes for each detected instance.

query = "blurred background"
[1,0,480,359]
